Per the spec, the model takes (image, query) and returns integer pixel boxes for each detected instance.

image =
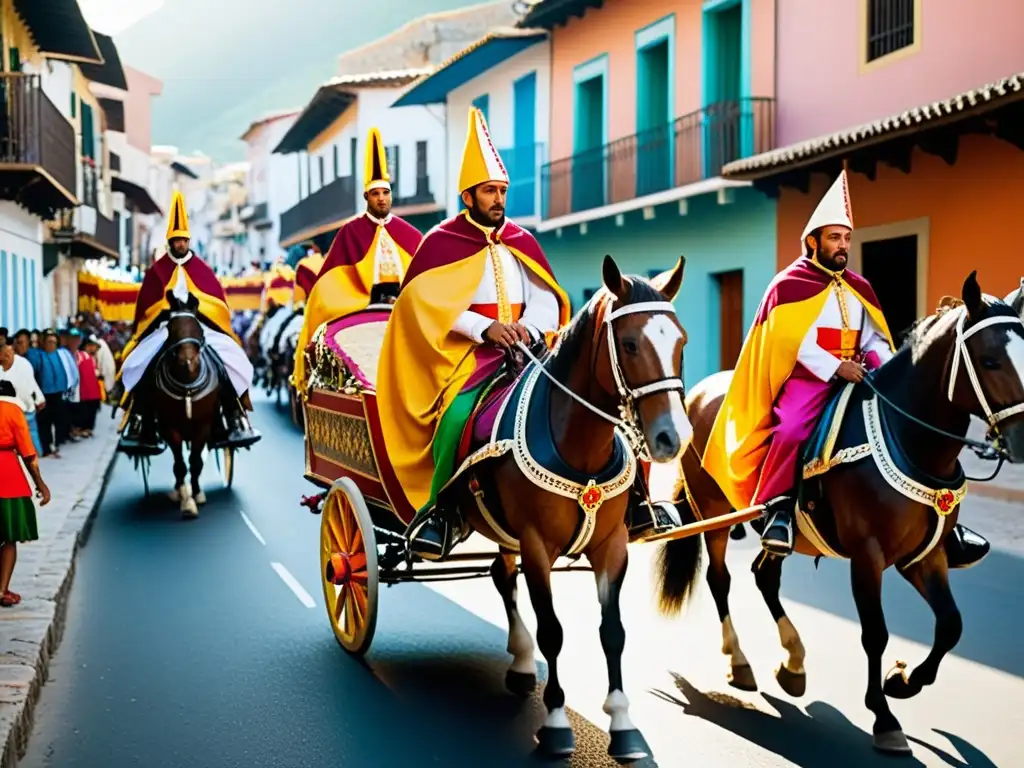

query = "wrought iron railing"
[0,73,76,195]
[279,174,356,243]
[541,98,775,220]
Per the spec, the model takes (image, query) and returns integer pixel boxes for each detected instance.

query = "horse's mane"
[548,277,665,382]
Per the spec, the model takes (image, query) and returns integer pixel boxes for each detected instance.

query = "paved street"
[21,395,1024,768]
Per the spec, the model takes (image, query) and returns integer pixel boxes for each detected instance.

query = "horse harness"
[155,312,218,420]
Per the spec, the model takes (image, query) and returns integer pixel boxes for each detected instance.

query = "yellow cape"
[701,272,894,510]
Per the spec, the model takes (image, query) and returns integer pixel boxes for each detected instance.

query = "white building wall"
[262,117,302,256]
[356,88,446,205]
[0,202,47,330]
[446,41,551,218]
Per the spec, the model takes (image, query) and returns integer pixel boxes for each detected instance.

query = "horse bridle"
[155,311,214,419]
[518,298,686,458]
[947,311,1024,431]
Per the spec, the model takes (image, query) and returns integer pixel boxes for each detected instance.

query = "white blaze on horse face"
[1003,331,1024,392]
[641,315,693,446]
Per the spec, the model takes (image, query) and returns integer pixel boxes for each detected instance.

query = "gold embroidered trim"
[488,242,512,324]
[803,444,872,479]
[304,404,379,480]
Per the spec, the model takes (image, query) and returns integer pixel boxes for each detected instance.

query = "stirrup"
[760,510,795,557]
[629,500,683,542]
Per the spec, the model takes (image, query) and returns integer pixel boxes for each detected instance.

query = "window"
[386,145,399,194]
[866,0,916,62]
[333,145,339,179]
[416,141,427,179]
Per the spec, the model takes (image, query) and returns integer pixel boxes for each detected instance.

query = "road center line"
[271,562,315,608]
[239,510,266,545]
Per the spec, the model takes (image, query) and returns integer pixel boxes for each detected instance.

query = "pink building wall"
[549,0,776,162]
[123,65,163,152]
[776,0,1024,146]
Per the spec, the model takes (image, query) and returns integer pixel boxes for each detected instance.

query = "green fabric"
[421,383,485,515]
[0,497,38,542]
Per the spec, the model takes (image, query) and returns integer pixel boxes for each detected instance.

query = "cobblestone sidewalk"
[0,409,119,767]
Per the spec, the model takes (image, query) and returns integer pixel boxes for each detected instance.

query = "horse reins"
[863,311,1024,481]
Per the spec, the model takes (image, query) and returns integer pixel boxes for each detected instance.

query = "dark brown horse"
[155,292,222,518]
[655,272,1024,755]
[445,255,689,762]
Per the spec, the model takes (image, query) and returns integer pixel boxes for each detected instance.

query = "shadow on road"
[651,673,991,768]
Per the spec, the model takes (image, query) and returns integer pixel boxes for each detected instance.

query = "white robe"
[449,240,561,343]
[797,279,893,381]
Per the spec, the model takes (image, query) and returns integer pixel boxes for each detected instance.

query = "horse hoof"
[168,490,181,503]
[535,726,575,758]
[607,729,650,763]
[872,730,912,755]
[181,501,199,519]
[504,670,536,698]
[728,664,758,692]
[775,664,806,697]
[195,491,207,505]
[883,667,917,700]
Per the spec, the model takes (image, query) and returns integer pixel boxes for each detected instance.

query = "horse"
[442,255,690,761]
[1004,276,1024,317]
[654,271,1024,755]
[154,292,223,519]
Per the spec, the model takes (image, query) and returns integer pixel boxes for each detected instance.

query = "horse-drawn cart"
[300,307,594,655]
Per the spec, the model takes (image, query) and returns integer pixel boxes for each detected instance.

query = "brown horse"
[155,292,222,518]
[443,255,689,762]
[654,271,1024,755]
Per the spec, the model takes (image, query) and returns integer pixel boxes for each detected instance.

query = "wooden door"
[717,270,744,370]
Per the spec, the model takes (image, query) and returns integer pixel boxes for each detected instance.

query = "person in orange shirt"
[0,375,51,607]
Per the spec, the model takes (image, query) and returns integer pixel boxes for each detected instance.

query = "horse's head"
[164,290,204,380]
[948,272,1024,462]
[1003,277,1024,320]
[597,254,691,462]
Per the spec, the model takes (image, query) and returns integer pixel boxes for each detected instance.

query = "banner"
[78,267,141,323]
[261,262,295,312]
[222,274,264,312]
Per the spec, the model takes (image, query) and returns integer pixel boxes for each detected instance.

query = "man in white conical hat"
[701,170,990,568]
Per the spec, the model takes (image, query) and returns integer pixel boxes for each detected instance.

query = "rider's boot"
[760,495,796,558]
[211,394,261,449]
[118,394,163,455]
[627,494,683,542]
[945,523,990,569]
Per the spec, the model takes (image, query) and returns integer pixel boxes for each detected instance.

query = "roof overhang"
[111,175,162,215]
[393,30,547,108]
[13,0,102,64]
[78,32,128,90]
[516,0,604,30]
[723,71,1024,190]
[273,87,356,155]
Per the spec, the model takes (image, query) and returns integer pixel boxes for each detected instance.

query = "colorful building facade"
[725,0,1024,337]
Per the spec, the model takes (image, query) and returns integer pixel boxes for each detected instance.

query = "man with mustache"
[376,107,570,560]
[703,170,989,568]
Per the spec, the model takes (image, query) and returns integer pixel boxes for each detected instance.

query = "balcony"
[541,98,775,222]
[392,174,437,214]
[500,143,545,220]
[0,73,77,217]
[279,174,356,247]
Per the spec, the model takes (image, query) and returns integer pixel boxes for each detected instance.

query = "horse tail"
[654,496,703,617]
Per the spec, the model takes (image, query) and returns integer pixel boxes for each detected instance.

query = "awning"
[78,32,128,90]
[171,160,199,179]
[98,98,125,132]
[516,0,604,30]
[111,175,162,215]
[723,70,1024,181]
[13,0,102,64]
[273,68,430,155]
[393,29,547,108]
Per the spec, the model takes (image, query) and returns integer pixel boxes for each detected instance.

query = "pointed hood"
[364,127,391,192]
[801,170,853,246]
[458,107,509,193]
[166,188,191,240]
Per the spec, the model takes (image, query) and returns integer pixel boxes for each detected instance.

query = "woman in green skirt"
[0,378,51,607]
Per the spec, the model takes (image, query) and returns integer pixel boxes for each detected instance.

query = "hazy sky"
[78,0,163,35]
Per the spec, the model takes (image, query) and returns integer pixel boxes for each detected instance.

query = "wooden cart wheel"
[320,477,378,655]
[221,447,234,488]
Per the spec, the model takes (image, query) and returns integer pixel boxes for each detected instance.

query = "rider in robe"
[290,127,423,394]
[702,170,990,569]
[292,247,326,309]
[117,189,260,453]
[377,107,572,560]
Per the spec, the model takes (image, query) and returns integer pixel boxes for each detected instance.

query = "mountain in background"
[114,0,484,161]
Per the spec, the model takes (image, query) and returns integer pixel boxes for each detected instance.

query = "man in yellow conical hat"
[375,107,572,559]
[290,127,424,394]
[118,188,260,454]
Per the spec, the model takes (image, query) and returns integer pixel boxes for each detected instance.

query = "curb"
[0,435,120,768]
[966,482,1024,504]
